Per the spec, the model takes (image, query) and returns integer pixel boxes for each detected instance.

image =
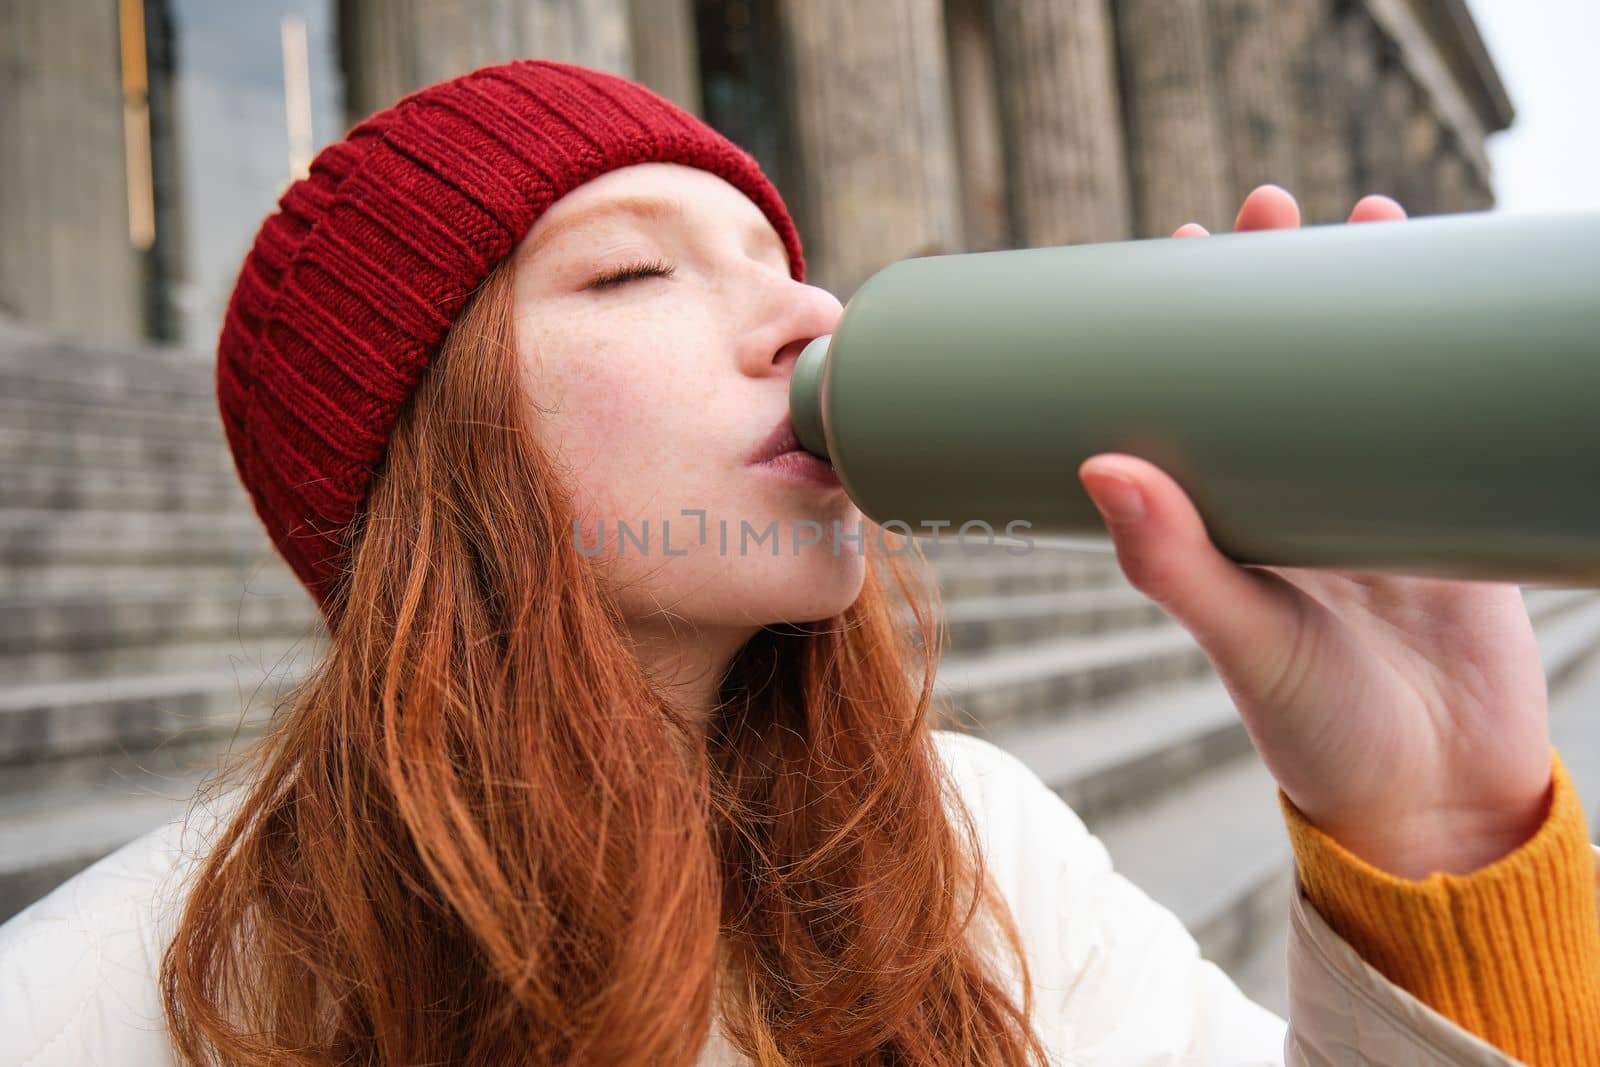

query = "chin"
[736,548,868,627]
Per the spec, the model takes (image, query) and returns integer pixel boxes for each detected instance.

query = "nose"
[740,279,844,379]
[772,335,812,370]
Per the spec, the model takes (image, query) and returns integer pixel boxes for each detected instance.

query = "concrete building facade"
[2,0,1513,347]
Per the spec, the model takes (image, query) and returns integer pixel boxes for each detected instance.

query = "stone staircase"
[6,318,1600,1027]
[0,320,325,919]
[920,537,1600,1017]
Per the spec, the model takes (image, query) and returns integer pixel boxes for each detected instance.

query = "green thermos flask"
[789,210,1600,585]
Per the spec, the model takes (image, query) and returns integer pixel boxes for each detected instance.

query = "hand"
[1077,185,1553,880]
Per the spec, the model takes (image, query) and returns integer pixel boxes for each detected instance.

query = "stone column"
[1338,9,1398,204]
[626,0,700,116]
[943,0,1008,252]
[1208,0,1300,210]
[1460,163,1495,212]
[1371,61,1424,211]
[1111,0,1232,237]
[0,0,146,342]
[1341,2,1490,218]
[986,0,1131,247]
[1431,136,1474,214]
[339,0,633,123]
[779,0,963,297]
[1280,0,1358,225]
[1400,92,1444,215]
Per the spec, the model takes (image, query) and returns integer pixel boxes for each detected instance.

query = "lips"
[748,414,804,465]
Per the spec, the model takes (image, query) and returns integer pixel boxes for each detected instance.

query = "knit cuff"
[1279,749,1600,1064]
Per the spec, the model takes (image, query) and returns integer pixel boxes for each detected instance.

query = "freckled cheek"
[520,314,728,516]
[554,366,697,521]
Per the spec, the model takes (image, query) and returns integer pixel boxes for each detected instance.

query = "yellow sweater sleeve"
[1278,748,1600,1066]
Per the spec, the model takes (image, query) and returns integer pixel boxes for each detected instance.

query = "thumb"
[1078,454,1301,681]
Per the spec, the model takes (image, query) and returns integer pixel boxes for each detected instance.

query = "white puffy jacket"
[0,730,1540,1065]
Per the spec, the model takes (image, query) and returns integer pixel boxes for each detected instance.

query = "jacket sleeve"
[1281,746,1600,1067]
[1283,869,1539,1066]
[1036,819,1292,1065]
[0,825,188,1066]
[939,731,1289,1065]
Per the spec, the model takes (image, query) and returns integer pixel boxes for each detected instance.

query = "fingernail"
[1085,475,1145,524]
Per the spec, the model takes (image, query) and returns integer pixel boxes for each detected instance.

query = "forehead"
[519,163,786,264]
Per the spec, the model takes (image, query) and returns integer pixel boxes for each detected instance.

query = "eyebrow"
[523,193,788,269]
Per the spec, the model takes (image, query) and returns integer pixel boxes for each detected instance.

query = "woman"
[2,59,1597,1066]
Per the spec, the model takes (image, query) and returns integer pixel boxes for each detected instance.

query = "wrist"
[1313,779,1554,880]
[1278,751,1600,1064]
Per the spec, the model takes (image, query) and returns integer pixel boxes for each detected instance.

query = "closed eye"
[588,257,677,290]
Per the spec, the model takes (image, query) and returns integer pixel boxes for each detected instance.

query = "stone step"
[0,562,291,597]
[0,732,260,923]
[985,672,1251,827]
[0,782,210,923]
[0,661,311,767]
[1537,589,1600,687]
[1095,752,1291,980]
[0,367,217,415]
[933,623,1215,733]
[0,424,237,475]
[0,318,212,378]
[1526,585,1600,623]
[1,584,320,655]
[0,462,248,511]
[1056,590,1600,992]
[1547,646,1600,831]
[918,533,1107,562]
[0,331,214,405]
[926,544,1125,601]
[0,508,269,568]
[4,629,326,686]
[931,585,1171,652]
[0,392,224,441]
[1228,887,1292,1019]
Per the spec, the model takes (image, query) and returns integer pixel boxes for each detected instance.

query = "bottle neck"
[790,334,832,460]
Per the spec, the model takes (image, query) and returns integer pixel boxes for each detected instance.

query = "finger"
[1079,453,1302,679]
[1172,222,1210,239]
[1348,194,1408,223]
[1233,184,1301,232]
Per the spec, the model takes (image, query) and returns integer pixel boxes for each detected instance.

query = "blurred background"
[4,0,1599,1016]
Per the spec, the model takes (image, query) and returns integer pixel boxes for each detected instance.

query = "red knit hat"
[216,59,807,621]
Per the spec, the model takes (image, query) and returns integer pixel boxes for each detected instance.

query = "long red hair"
[160,255,1049,1064]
